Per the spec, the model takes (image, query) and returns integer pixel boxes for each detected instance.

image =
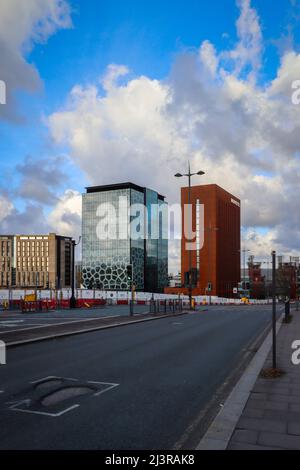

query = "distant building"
[165,184,241,298]
[75,261,83,288]
[82,182,168,292]
[168,273,182,288]
[277,258,299,299]
[0,233,72,289]
[248,257,266,299]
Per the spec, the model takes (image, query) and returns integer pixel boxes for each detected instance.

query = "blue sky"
[2,0,299,170]
[1,0,300,268]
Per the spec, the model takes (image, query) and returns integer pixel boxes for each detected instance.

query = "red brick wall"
[180,184,241,297]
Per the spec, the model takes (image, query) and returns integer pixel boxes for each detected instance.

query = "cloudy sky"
[0,0,300,272]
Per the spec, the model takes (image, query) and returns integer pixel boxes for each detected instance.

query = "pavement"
[0,305,275,450]
[226,305,300,450]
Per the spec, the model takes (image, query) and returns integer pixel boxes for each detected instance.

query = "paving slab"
[228,306,300,450]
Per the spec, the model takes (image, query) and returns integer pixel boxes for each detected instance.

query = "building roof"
[182,183,240,202]
[85,182,165,200]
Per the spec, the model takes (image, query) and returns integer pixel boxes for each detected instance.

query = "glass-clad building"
[82,182,168,292]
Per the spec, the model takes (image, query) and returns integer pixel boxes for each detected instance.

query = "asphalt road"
[0,305,278,450]
[0,305,149,334]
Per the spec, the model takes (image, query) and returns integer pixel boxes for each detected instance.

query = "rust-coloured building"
[165,184,241,298]
[248,257,266,299]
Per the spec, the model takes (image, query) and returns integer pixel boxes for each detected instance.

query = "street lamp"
[175,162,205,309]
[70,236,82,309]
[239,249,250,295]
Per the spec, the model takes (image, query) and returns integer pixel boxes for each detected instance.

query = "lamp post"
[175,163,205,309]
[272,250,277,369]
[70,237,81,309]
[241,249,250,296]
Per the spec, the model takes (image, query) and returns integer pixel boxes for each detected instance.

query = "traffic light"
[191,268,198,287]
[126,264,133,283]
[184,269,198,287]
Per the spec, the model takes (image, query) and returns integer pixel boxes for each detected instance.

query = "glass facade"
[82,188,131,290]
[82,183,168,292]
[158,198,169,290]
[130,189,145,290]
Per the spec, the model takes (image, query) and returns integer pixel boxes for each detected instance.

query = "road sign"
[233,287,238,294]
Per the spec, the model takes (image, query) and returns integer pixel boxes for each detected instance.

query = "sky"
[0,0,300,273]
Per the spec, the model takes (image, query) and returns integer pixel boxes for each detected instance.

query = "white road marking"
[0,320,24,324]
[9,378,119,416]
[0,315,121,334]
[88,381,120,396]
[0,323,45,329]
[10,400,80,417]
[30,376,61,384]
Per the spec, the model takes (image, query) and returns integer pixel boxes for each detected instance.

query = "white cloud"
[46,0,300,272]
[0,194,14,222]
[199,40,219,77]
[0,0,296,273]
[49,75,187,195]
[226,0,263,81]
[0,0,71,121]
[268,51,300,98]
[48,189,82,238]
[101,64,130,92]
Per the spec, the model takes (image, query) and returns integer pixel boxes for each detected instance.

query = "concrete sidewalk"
[228,307,300,450]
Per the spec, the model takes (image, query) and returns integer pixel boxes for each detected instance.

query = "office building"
[82,182,168,292]
[0,233,72,289]
[165,184,241,298]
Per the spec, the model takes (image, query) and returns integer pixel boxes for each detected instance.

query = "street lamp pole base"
[70,296,77,309]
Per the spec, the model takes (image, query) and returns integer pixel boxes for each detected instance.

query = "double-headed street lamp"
[175,163,205,309]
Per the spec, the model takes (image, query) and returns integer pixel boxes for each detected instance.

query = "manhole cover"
[41,386,95,407]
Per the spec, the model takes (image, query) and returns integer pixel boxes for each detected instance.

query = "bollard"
[285,299,290,322]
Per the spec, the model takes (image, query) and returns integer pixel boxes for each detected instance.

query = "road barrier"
[0,288,275,313]
[149,299,183,314]
[20,298,107,313]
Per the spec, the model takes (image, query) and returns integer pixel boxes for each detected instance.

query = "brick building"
[248,257,266,299]
[165,184,241,298]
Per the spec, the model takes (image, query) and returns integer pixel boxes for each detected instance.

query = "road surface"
[0,305,277,449]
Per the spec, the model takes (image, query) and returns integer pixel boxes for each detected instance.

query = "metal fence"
[149,299,183,314]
